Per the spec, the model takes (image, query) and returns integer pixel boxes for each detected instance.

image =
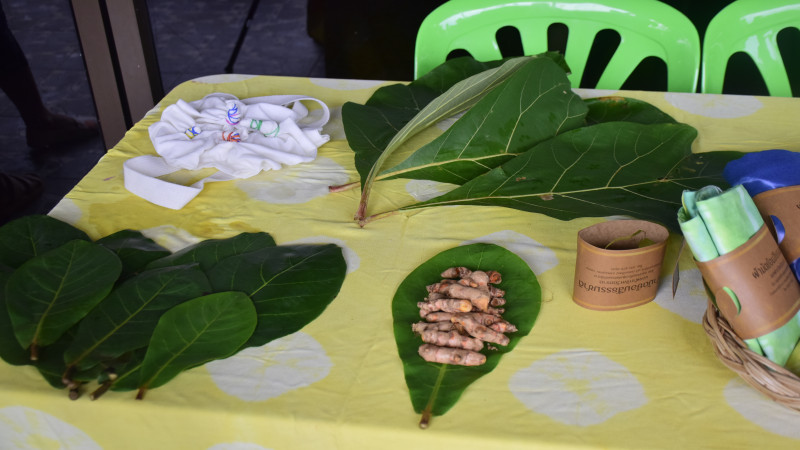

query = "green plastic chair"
[414,0,701,92]
[701,0,800,97]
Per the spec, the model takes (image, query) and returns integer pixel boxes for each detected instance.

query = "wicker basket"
[703,300,800,411]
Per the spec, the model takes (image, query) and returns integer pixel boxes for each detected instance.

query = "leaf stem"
[419,409,432,429]
[68,383,81,400]
[419,364,448,429]
[90,380,112,400]
[136,387,147,400]
[358,209,399,227]
[62,364,76,386]
[328,181,359,193]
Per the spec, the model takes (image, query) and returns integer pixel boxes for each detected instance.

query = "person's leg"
[0,4,97,150]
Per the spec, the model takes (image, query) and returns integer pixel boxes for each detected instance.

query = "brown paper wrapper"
[753,185,800,264]
[696,225,800,339]
[572,220,668,311]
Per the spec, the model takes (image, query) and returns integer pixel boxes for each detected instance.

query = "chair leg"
[225,0,261,74]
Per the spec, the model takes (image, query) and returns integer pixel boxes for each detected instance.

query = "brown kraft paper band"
[753,185,800,264]
[696,225,800,339]
[572,220,668,311]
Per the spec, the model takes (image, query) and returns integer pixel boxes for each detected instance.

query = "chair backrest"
[413,0,700,92]
[701,0,800,97]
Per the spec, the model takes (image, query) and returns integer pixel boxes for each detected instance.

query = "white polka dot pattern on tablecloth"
[141,225,203,252]
[463,230,559,275]
[405,179,458,201]
[0,406,101,449]
[206,332,332,402]
[664,92,763,118]
[48,198,83,224]
[310,78,387,91]
[281,236,359,273]
[237,157,349,204]
[324,106,346,141]
[724,378,800,439]
[509,349,648,426]
[654,268,707,324]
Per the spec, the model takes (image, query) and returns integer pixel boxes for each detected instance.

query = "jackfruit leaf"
[96,229,170,278]
[379,56,588,186]
[207,244,346,349]
[0,270,27,366]
[146,232,275,272]
[343,56,520,191]
[584,96,677,125]
[401,122,744,231]
[393,243,540,427]
[6,240,122,357]
[2,278,99,386]
[64,264,211,372]
[135,291,257,398]
[346,55,562,221]
[0,215,90,269]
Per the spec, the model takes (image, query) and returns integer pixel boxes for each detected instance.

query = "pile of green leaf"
[341,53,745,229]
[0,215,346,400]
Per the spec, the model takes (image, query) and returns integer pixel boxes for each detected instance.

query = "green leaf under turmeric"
[392,243,541,428]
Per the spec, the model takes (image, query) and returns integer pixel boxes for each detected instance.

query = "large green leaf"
[96,229,170,278]
[400,122,743,231]
[0,215,90,269]
[2,269,99,387]
[134,291,257,398]
[2,275,100,387]
[379,56,588,186]
[393,243,540,427]
[207,244,346,348]
[584,96,677,125]
[146,232,275,272]
[344,55,570,222]
[5,240,122,358]
[63,264,211,372]
[343,57,517,193]
[352,57,539,221]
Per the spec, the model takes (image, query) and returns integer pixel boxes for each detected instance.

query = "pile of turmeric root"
[414,267,517,366]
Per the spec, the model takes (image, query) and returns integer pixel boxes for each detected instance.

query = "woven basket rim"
[703,299,800,410]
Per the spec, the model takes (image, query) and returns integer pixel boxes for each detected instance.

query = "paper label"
[696,225,800,339]
[753,185,800,264]
[573,220,668,311]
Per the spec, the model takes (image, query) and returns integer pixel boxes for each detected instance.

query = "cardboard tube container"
[573,220,669,311]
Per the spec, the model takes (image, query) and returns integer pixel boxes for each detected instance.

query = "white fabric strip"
[123,93,330,209]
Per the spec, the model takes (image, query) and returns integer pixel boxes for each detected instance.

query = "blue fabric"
[724,149,800,280]
[724,149,800,196]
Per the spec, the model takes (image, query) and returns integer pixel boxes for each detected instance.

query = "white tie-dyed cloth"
[124,93,330,209]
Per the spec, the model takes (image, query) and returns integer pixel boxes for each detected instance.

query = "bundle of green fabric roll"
[678,184,800,366]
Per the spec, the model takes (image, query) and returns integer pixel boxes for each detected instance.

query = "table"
[2,74,800,449]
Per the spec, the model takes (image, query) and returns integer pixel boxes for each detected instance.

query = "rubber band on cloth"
[124,93,331,209]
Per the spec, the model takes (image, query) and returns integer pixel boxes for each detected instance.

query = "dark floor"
[0,0,325,224]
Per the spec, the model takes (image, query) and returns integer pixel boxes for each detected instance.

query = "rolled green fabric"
[678,185,800,366]
[678,185,723,263]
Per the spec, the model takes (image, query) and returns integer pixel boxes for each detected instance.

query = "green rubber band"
[263,124,280,137]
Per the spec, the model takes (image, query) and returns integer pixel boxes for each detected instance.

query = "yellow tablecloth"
[3,74,800,449]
